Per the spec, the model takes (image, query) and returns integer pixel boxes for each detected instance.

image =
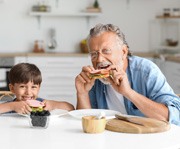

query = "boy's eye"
[32,86,38,88]
[20,85,25,88]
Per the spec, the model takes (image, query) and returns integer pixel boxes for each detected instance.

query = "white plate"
[18,109,68,118]
[50,109,68,118]
[68,109,120,119]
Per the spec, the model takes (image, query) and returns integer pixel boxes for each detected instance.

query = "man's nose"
[96,51,105,61]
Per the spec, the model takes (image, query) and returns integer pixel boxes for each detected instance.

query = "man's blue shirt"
[89,56,180,125]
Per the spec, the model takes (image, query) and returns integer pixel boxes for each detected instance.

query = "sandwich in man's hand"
[89,69,110,79]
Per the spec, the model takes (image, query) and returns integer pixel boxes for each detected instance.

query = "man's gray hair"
[87,23,132,56]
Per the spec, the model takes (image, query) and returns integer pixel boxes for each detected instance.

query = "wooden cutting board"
[105,115,170,134]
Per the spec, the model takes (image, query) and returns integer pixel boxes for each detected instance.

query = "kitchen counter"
[165,55,180,63]
[0,52,179,63]
[132,52,159,58]
[133,52,180,63]
[0,52,88,57]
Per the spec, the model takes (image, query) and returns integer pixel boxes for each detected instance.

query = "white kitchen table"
[0,113,180,149]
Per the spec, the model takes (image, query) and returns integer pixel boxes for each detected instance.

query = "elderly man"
[75,23,180,125]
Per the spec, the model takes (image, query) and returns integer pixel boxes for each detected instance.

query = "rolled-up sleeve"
[164,98,180,125]
[146,64,180,125]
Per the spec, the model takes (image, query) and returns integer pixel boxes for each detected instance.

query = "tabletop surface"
[0,113,180,149]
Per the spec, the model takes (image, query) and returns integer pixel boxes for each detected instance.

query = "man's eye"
[32,86,37,88]
[91,53,97,56]
[103,49,111,54]
[91,52,98,57]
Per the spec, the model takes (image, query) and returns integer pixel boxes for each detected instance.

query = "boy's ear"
[9,84,15,93]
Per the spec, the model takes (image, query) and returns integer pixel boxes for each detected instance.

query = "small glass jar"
[163,8,171,16]
[29,115,50,129]
[172,8,180,16]
[33,40,45,53]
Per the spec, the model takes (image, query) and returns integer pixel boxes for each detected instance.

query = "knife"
[115,114,145,126]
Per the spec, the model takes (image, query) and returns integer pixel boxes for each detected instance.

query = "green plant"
[93,0,99,8]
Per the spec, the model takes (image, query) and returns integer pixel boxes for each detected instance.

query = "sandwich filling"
[90,69,110,79]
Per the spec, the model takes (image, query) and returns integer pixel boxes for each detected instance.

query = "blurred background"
[0,0,179,53]
[0,0,180,106]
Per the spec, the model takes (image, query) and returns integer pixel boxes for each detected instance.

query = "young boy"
[0,63,74,114]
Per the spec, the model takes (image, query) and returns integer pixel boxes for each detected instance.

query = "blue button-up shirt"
[89,56,180,125]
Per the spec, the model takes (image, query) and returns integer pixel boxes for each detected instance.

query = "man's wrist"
[77,92,89,100]
[123,89,136,100]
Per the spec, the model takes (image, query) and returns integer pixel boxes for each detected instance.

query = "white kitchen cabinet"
[27,56,90,106]
[164,61,180,93]
[14,57,27,64]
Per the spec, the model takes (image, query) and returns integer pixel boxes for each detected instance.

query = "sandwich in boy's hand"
[26,100,45,112]
[89,69,110,79]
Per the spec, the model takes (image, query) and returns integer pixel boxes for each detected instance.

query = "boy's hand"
[42,100,54,111]
[43,100,75,111]
[12,101,32,114]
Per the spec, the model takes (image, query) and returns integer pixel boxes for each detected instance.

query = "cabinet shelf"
[158,45,180,50]
[157,45,180,54]
[29,11,102,17]
[29,11,102,29]
[156,15,180,19]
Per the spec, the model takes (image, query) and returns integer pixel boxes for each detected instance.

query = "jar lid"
[173,8,180,11]
[164,8,170,10]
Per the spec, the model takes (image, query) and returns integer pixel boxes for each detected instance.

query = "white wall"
[0,0,179,53]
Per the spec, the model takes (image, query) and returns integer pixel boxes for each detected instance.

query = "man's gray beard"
[99,78,111,85]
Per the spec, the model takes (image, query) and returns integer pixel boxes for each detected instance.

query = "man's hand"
[106,65,132,96]
[75,65,96,109]
[75,65,96,95]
